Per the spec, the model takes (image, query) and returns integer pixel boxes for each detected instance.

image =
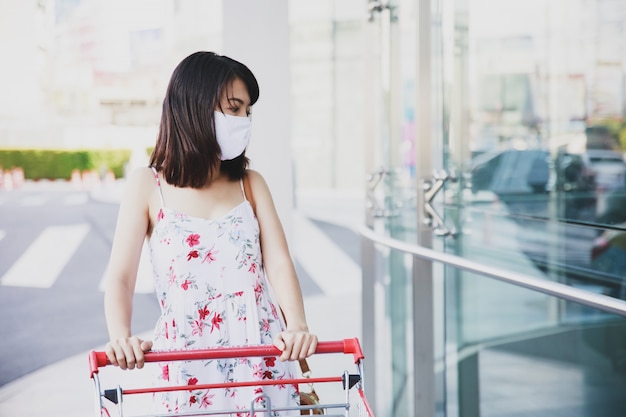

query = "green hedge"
[0,148,132,180]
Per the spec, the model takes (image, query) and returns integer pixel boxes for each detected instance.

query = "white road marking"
[293,213,361,296]
[0,230,5,242]
[19,195,47,206]
[1,224,90,288]
[99,239,155,294]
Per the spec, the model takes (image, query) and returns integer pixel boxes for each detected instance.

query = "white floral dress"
[148,168,299,416]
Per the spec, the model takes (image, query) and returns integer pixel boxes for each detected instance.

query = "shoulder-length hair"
[149,51,260,188]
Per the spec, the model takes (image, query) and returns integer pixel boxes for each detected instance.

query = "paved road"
[0,184,160,387]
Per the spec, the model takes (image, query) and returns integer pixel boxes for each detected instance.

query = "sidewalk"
[0,181,365,416]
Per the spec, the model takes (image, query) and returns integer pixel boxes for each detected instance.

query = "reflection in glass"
[441,1,626,416]
[446,0,626,300]
[366,0,626,416]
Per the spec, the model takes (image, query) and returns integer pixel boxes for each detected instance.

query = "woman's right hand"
[105,336,153,370]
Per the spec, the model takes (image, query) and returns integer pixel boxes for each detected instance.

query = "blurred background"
[0,0,368,190]
[2,1,626,417]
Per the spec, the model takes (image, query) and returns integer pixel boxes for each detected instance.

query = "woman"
[103,51,317,415]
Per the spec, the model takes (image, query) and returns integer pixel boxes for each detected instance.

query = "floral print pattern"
[148,175,299,416]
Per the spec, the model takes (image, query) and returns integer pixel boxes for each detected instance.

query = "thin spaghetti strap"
[239,179,248,202]
[150,166,166,207]
[242,174,257,214]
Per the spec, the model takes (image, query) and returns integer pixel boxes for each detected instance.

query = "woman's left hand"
[273,330,318,361]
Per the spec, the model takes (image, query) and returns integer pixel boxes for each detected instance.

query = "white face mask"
[214,111,251,161]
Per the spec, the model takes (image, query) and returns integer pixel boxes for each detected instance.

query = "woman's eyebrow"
[226,97,250,106]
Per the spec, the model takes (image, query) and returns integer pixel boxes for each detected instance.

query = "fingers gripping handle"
[89,338,364,378]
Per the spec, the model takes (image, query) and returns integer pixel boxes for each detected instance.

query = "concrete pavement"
[0,180,365,416]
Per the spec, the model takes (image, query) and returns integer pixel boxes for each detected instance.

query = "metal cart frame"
[89,338,375,417]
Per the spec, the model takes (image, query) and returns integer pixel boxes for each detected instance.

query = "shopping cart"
[89,338,375,417]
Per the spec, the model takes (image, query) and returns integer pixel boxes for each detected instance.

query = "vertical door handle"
[366,167,393,219]
[422,171,457,237]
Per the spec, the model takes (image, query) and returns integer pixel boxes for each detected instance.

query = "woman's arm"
[246,170,318,361]
[103,167,155,369]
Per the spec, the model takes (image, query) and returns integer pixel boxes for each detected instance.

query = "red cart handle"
[89,338,364,378]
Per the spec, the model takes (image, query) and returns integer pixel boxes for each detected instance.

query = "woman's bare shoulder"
[127,166,156,185]
[244,169,277,208]
[121,166,157,200]
[245,169,269,189]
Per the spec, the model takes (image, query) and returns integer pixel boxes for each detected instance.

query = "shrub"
[0,148,132,180]
[587,119,626,151]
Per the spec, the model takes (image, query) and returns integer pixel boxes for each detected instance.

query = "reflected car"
[469,148,626,297]
[590,228,626,298]
[470,149,551,195]
[470,148,596,221]
[590,190,626,298]
[591,229,626,276]
[468,148,600,289]
[586,149,626,192]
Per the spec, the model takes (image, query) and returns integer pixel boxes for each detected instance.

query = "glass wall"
[364,0,626,416]
[445,0,626,293]
[443,267,626,417]
[368,242,626,417]
[439,1,626,415]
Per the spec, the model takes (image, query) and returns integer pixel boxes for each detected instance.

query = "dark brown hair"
[149,51,260,187]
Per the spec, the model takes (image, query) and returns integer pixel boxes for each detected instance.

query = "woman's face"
[218,78,251,118]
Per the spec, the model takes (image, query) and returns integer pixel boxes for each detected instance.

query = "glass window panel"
[441,0,626,302]
[445,271,626,417]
